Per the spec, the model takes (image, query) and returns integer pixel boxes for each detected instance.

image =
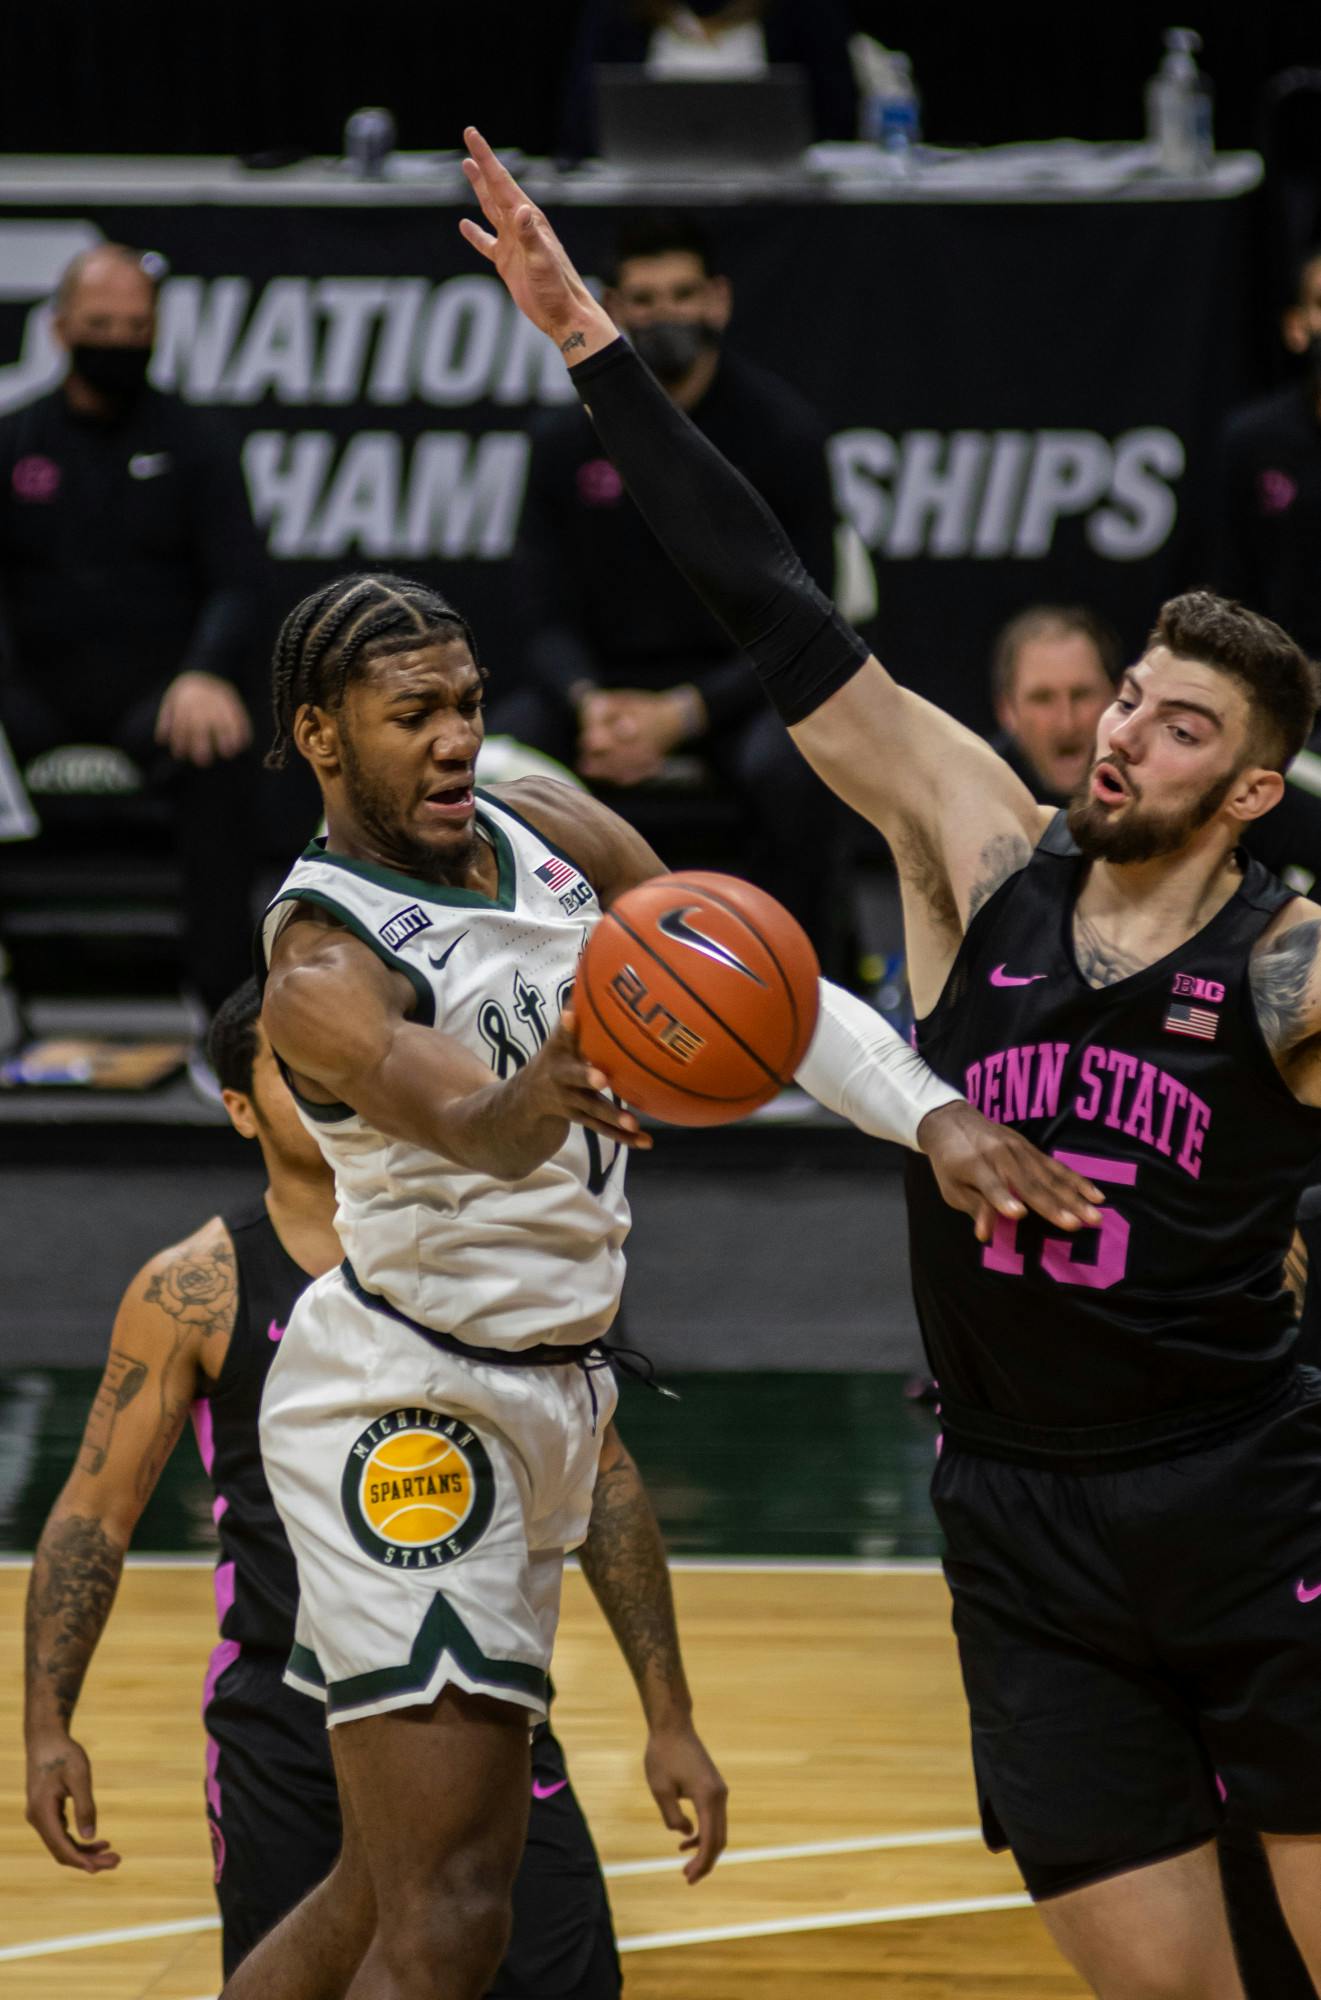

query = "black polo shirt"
[0,384,263,733]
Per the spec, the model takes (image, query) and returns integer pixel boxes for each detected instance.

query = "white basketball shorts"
[258,1265,617,1726]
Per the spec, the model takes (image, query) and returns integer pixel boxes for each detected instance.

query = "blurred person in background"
[990,605,1121,807]
[1212,245,1321,668]
[559,0,857,159]
[0,243,264,1020]
[494,211,845,962]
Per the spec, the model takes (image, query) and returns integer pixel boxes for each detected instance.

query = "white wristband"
[794,979,963,1151]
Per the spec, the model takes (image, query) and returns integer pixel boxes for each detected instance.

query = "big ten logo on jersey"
[533,855,594,917]
[1171,973,1225,1003]
[477,963,620,1196]
[341,1408,495,1569]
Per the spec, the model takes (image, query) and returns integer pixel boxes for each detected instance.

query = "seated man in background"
[990,604,1120,806]
[0,244,264,1019]
[493,212,845,963]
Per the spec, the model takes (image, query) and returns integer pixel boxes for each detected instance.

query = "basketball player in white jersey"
[228,570,1107,2000]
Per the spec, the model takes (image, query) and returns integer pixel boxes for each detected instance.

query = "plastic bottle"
[877,53,921,161]
[1145,28,1212,176]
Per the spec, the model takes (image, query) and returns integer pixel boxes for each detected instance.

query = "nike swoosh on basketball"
[657,905,766,985]
[267,1319,285,1343]
[989,964,1048,988]
[428,931,468,970]
[1296,1578,1321,1603]
[531,1776,568,1799]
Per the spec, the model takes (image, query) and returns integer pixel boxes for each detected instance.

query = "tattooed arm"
[579,1423,727,1883]
[24,1217,237,1872]
[1250,907,1321,1107]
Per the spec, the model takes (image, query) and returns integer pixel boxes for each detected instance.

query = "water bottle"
[343,106,396,179]
[1145,28,1211,175]
[877,53,921,161]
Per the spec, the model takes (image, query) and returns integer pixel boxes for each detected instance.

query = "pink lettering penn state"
[965,1040,1212,1180]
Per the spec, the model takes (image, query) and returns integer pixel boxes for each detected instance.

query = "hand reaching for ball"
[517,1008,652,1152]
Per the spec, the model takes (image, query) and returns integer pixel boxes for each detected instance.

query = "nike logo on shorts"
[990,964,1048,987]
[531,1776,568,1799]
[1296,1578,1321,1603]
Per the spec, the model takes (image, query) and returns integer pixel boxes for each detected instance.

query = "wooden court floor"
[0,1565,1087,1998]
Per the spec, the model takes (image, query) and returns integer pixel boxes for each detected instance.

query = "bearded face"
[1067,756,1238,863]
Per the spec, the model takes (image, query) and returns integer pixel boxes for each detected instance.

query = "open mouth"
[420,780,474,820]
[1091,762,1130,804]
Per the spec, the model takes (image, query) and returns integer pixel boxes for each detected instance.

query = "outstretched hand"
[917,1100,1104,1244]
[520,1006,652,1151]
[459,127,616,360]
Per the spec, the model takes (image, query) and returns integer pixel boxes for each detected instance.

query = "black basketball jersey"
[906,814,1321,1435]
[192,1199,312,1656]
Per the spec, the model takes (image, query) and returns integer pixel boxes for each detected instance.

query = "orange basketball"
[574,871,820,1127]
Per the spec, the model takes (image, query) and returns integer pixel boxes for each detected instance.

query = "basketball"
[574,871,820,1126]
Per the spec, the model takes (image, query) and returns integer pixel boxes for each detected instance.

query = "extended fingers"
[998,1139,1102,1228]
[458,216,497,261]
[463,126,520,212]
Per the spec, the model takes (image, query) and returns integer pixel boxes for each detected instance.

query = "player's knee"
[1091,1944,1235,2000]
[374,1873,513,1995]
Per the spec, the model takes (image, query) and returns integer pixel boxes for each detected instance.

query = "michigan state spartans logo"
[341,1409,495,1569]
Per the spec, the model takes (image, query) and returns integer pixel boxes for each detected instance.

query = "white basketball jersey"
[259,790,630,1352]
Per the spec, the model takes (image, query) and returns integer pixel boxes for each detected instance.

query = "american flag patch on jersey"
[534,856,579,894]
[1164,1002,1219,1041]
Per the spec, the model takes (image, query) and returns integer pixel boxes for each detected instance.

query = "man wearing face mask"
[0,243,263,1021]
[495,212,843,959]
[1212,245,1321,670]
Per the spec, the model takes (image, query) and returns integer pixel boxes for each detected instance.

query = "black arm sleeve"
[571,338,868,725]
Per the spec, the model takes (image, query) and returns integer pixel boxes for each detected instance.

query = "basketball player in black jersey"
[23,978,722,1995]
[465,128,1321,1995]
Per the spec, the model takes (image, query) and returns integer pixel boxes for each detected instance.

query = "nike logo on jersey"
[989,964,1048,987]
[658,906,766,985]
[267,1320,285,1343]
[128,451,171,479]
[1296,1578,1321,1603]
[531,1776,568,1800]
[428,931,468,971]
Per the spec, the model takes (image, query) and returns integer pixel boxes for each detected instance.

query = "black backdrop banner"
[0,188,1252,734]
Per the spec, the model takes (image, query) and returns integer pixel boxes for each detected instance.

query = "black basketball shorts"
[932,1369,1321,1902]
[204,1653,620,1993]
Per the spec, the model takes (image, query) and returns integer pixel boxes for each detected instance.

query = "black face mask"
[630,320,719,387]
[70,342,152,401]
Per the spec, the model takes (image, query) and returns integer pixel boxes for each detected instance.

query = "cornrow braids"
[266,572,481,768]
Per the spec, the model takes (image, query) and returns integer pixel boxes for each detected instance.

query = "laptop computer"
[594,67,812,174]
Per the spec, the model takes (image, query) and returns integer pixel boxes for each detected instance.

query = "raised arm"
[579,1421,727,1883]
[459,129,1045,1010]
[264,909,648,1174]
[25,1221,232,1872]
